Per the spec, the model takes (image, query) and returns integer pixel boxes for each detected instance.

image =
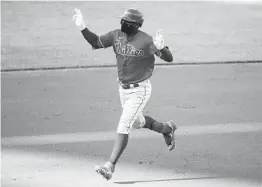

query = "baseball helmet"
[119,9,144,27]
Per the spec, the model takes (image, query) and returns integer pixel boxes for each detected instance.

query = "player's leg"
[95,133,128,180]
[143,116,171,133]
[104,84,129,167]
[95,100,146,180]
[109,133,128,163]
[110,86,151,163]
[142,116,177,151]
[95,84,151,180]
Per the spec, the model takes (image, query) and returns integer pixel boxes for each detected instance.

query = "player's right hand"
[73,8,86,30]
[153,29,165,50]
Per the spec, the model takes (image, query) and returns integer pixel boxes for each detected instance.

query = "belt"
[120,83,140,89]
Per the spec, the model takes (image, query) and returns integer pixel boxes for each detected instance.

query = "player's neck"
[126,30,139,39]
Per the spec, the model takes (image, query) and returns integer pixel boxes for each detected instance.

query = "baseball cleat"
[163,120,177,151]
[95,162,115,180]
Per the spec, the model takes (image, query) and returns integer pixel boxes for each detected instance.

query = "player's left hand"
[153,29,165,50]
[73,8,86,30]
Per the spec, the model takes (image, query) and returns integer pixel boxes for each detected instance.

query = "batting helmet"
[119,9,144,27]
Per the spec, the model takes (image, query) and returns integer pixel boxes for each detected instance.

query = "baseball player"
[73,8,177,180]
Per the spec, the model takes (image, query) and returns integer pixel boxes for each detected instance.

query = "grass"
[1,1,262,70]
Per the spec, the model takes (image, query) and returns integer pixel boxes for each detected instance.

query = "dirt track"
[2,64,262,186]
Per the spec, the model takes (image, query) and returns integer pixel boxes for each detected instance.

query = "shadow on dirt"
[114,176,221,184]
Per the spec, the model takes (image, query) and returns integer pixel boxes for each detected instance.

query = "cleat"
[95,162,114,180]
[163,120,177,151]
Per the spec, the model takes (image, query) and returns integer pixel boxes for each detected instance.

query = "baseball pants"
[117,79,152,134]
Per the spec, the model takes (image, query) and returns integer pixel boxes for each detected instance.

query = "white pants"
[117,79,152,134]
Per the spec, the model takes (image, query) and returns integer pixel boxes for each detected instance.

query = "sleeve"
[149,40,171,60]
[156,46,173,62]
[98,30,117,48]
[149,40,159,55]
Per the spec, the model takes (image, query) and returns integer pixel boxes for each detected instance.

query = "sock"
[144,116,172,134]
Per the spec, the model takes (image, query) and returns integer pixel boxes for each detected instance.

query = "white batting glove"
[153,29,165,50]
[72,8,86,30]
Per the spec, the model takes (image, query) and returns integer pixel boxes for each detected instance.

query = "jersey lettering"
[114,40,144,57]
[98,30,158,83]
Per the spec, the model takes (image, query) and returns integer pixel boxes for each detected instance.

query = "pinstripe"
[98,36,106,48]
[127,86,147,129]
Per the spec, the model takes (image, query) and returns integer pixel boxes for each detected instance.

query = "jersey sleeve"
[148,40,166,58]
[98,30,117,48]
[148,40,159,55]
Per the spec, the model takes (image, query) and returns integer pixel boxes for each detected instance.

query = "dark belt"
[121,83,140,89]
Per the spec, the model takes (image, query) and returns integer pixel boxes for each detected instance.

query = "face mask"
[121,20,138,35]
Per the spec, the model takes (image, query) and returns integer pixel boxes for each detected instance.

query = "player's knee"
[132,115,146,129]
[117,115,146,134]
[117,123,130,134]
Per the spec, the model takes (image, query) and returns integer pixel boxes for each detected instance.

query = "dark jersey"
[97,29,159,84]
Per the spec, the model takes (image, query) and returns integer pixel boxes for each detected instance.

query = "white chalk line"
[2,122,262,146]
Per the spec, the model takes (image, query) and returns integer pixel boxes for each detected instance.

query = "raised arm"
[153,30,173,62]
[155,47,173,62]
[73,8,113,49]
[81,28,100,49]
